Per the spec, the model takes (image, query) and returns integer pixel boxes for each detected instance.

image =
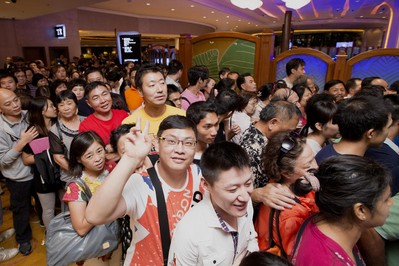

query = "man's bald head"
[0,88,22,118]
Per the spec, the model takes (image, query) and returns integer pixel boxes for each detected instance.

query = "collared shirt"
[239,123,269,188]
[168,192,258,265]
[216,211,239,260]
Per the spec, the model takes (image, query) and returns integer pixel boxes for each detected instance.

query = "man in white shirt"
[168,141,258,265]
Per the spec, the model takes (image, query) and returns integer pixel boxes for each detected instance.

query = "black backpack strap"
[55,120,64,145]
[147,167,170,266]
[291,214,314,258]
[181,96,190,105]
[275,210,287,258]
[267,208,276,249]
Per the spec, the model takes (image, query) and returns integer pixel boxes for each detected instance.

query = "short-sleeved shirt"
[122,163,203,265]
[315,144,340,165]
[180,89,206,110]
[79,109,128,145]
[239,123,268,188]
[124,86,144,111]
[122,105,186,136]
[291,217,365,266]
[63,170,109,203]
[375,193,399,266]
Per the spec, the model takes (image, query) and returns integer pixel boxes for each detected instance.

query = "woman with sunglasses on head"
[291,155,393,266]
[255,131,319,259]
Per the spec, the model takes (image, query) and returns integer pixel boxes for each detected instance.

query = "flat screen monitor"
[336,42,353,48]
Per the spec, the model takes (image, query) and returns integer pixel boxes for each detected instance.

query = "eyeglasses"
[277,131,299,163]
[158,137,197,149]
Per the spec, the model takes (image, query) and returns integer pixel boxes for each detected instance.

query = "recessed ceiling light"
[216,19,219,21]
[360,15,364,18]
[171,8,175,11]
[226,21,229,24]
[226,15,230,18]
[238,19,241,22]
[256,25,258,27]
[211,11,215,14]
[203,16,207,19]
[248,22,251,24]
[146,3,150,6]
[190,5,194,7]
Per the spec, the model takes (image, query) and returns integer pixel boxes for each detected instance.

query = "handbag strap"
[267,208,287,258]
[55,120,64,145]
[291,214,314,258]
[147,167,170,266]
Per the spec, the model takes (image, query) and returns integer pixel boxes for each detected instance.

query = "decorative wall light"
[282,0,311,9]
[230,0,263,10]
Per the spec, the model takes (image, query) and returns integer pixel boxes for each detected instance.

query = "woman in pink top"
[291,155,393,266]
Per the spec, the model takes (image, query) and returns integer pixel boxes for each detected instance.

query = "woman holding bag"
[22,97,60,231]
[62,131,116,265]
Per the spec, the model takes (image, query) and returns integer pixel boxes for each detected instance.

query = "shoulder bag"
[46,179,119,266]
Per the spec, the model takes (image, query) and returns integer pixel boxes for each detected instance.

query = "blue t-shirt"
[315,144,340,165]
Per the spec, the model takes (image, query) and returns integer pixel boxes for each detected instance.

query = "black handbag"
[46,179,119,266]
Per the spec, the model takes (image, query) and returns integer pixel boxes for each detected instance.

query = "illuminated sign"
[117,31,141,65]
[54,24,66,39]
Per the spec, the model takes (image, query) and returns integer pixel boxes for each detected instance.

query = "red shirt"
[79,109,128,144]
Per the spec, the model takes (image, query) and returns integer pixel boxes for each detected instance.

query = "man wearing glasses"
[86,115,204,266]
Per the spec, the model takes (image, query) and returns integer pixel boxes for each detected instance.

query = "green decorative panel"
[192,38,256,79]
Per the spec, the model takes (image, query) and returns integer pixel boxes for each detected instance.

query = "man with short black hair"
[345,77,362,98]
[316,95,392,163]
[186,101,219,163]
[168,141,258,265]
[123,65,185,136]
[86,115,204,265]
[181,65,208,110]
[283,58,305,89]
[236,73,257,92]
[166,60,183,92]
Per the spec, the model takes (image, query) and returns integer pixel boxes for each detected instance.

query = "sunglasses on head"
[277,131,300,163]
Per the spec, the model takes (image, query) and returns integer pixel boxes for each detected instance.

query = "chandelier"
[282,0,311,9]
[230,0,263,10]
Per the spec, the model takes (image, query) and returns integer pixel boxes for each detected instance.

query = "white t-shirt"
[122,163,203,265]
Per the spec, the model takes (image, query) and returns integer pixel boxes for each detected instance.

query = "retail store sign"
[117,31,141,65]
[54,24,66,39]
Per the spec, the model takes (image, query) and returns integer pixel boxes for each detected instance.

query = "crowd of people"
[0,55,398,266]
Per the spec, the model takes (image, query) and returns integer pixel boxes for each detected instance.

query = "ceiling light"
[226,15,230,18]
[190,5,194,7]
[5,0,11,3]
[203,16,207,18]
[360,15,364,18]
[146,3,150,6]
[282,0,310,10]
[230,0,262,10]
[211,11,215,13]
[171,8,175,11]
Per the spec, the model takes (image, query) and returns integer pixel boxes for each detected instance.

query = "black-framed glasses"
[158,137,197,149]
[277,131,300,163]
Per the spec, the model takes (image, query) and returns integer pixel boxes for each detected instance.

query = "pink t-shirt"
[181,89,206,110]
[291,218,365,266]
